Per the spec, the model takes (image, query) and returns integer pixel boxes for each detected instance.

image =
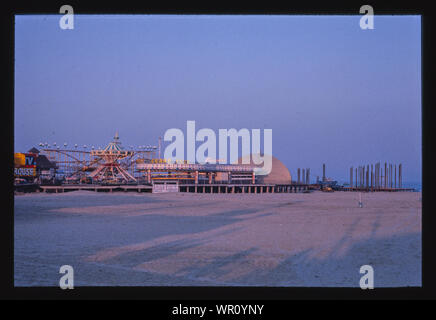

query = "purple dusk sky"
[14,15,421,184]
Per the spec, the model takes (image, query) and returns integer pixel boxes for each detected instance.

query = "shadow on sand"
[14,194,421,287]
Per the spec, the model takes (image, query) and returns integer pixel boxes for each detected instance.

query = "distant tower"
[322,163,326,182]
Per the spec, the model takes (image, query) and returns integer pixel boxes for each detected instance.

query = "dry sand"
[14,190,421,287]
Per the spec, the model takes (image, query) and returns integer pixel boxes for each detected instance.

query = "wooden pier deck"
[179,184,309,194]
[40,184,153,193]
[39,183,310,194]
[340,187,416,192]
[36,184,415,194]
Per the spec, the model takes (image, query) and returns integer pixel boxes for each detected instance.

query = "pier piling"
[399,163,402,188]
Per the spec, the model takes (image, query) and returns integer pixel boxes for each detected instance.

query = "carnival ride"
[39,133,157,183]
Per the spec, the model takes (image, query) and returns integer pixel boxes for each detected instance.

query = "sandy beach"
[14,190,421,287]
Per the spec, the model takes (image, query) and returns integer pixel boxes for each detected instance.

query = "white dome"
[236,154,292,184]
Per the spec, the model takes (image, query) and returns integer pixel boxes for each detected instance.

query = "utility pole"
[158,136,162,159]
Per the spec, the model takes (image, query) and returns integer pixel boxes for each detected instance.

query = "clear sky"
[14,15,421,184]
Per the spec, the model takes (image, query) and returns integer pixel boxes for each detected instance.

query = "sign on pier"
[152,182,179,193]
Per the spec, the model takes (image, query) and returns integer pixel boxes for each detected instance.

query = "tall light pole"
[158,137,162,159]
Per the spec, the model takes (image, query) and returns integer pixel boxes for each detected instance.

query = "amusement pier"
[14,133,415,194]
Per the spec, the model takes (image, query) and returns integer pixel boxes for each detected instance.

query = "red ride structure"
[89,132,136,183]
